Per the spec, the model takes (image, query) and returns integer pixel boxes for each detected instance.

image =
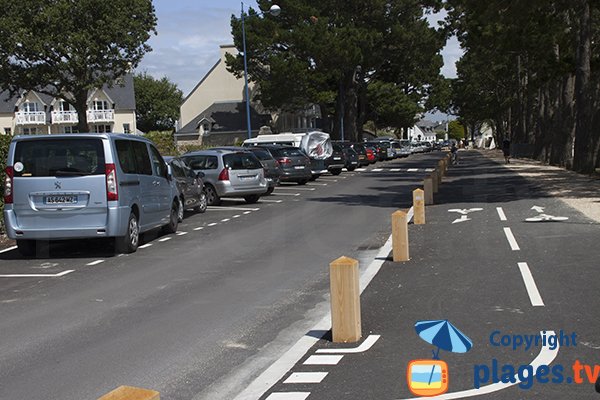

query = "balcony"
[87,109,114,123]
[51,110,79,124]
[15,111,46,125]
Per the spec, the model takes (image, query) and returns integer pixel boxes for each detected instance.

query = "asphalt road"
[0,152,448,400]
[261,151,600,400]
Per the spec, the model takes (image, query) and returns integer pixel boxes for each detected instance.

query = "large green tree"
[134,73,183,133]
[227,0,447,141]
[0,0,157,133]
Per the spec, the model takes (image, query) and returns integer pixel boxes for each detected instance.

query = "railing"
[15,111,46,125]
[87,109,114,123]
[51,110,79,124]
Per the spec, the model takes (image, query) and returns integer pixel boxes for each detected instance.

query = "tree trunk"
[572,0,594,173]
[74,90,90,133]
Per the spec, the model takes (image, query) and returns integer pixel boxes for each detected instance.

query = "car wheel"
[347,166,356,172]
[194,189,207,213]
[265,186,274,195]
[309,174,319,181]
[330,168,342,176]
[297,179,308,185]
[244,194,261,204]
[162,200,179,234]
[16,239,36,257]
[205,185,221,206]
[115,212,139,254]
[177,197,185,222]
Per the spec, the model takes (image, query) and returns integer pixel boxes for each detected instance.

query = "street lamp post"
[241,2,281,139]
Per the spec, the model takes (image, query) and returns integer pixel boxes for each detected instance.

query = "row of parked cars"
[2,132,437,257]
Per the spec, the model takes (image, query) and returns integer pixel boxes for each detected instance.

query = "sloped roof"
[0,73,135,113]
[177,101,269,135]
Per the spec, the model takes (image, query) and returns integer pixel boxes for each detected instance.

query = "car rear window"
[223,153,262,170]
[13,138,105,177]
[184,155,219,170]
[277,147,305,157]
[249,149,273,161]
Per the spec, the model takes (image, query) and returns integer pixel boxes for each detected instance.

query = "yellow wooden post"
[98,386,160,400]
[392,210,409,262]
[413,189,425,225]
[330,256,361,343]
[437,160,444,181]
[431,171,439,193]
[424,177,434,205]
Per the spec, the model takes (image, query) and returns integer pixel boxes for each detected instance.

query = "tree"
[0,0,157,132]
[134,73,183,133]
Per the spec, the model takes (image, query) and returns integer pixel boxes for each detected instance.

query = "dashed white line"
[260,199,284,203]
[232,215,241,218]
[207,223,218,227]
[0,270,75,278]
[207,206,260,211]
[193,227,204,231]
[390,168,401,172]
[371,168,383,172]
[159,237,172,242]
[306,182,327,186]
[425,168,435,172]
[303,355,343,365]
[503,227,520,250]
[86,260,105,266]
[407,168,419,172]
[272,192,301,196]
[139,243,153,249]
[0,245,17,254]
[517,262,545,306]
[243,211,252,215]
[316,335,381,354]
[356,168,367,172]
[176,232,188,236]
[265,393,310,400]
[275,187,315,191]
[283,372,328,384]
[496,207,507,221]
[221,218,230,222]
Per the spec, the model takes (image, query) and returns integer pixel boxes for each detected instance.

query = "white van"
[243,131,332,177]
[3,133,181,256]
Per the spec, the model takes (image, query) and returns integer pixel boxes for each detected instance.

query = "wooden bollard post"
[392,210,409,262]
[424,177,434,205]
[438,160,445,180]
[431,172,439,193]
[413,189,425,225]
[98,386,160,400]
[330,256,361,343]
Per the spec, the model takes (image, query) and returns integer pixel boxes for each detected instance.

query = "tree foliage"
[227,0,448,141]
[0,0,157,132]
[447,0,600,173]
[134,73,183,133]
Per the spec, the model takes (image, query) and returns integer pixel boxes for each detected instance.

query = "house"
[0,74,137,136]
[176,44,320,147]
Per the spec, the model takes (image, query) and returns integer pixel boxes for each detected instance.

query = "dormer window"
[22,101,40,112]
[93,100,110,110]
[203,123,210,132]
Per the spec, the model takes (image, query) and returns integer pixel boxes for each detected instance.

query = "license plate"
[333,157,341,160]
[294,166,305,169]
[45,195,77,204]
[239,175,256,181]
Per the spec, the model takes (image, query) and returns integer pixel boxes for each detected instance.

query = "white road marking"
[139,243,153,249]
[407,206,414,223]
[221,219,230,222]
[232,215,241,218]
[0,245,17,254]
[265,393,311,400]
[531,205,545,213]
[496,207,507,221]
[275,187,315,191]
[525,214,569,222]
[356,168,367,172]
[316,335,381,354]
[177,232,188,236]
[452,215,471,224]
[86,260,105,266]
[503,227,520,251]
[396,331,558,399]
[517,262,545,306]
[390,168,401,172]
[207,223,218,227]
[407,168,419,172]
[319,178,338,182]
[306,182,327,186]
[259,199,284,203]
[448,208,483,215]
[271,192,301,196]
[0,270,75,278]
[207,206,260,212]
[372,168,383,172]
[194,227,204,231]
[284,372,328,384]
[425,168,435,172]
[159,237,172,241]
[303,355,343,365]
[233,237,393,400]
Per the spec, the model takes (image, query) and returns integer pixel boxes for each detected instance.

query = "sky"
[137,1,463,99]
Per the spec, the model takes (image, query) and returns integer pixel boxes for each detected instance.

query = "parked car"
[164,156,207,220]
[325,142,347,175]
[255,145,312,185]
[365,146,378,164]
[364,142,386,161]
[181,149,267,205]
[3,133,180,255]
[212,146,282,195]
[334,142,359,171]
[350,143,370,167]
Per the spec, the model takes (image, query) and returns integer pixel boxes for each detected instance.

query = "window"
[123,123,131,134]
[93,100,110,110]
[169,159,185,178]
[92,124,112,133]
[58,101,73,112]
[13,138,105,177]
[224,153,262,170]
[21,127,39,135]
[116,140,152,175]
[22,102,40,112]
[132,141,152,175]
[62,126,78,134]
[4,128,11,135]
[149,145,167,178]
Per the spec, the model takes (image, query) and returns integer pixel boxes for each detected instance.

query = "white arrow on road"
[531,205,545,213]
[452,215,471,224]
[448,208,483,215]
[525,214,569,222]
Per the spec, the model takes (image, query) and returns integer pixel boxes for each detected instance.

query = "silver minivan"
[3,133,180,256]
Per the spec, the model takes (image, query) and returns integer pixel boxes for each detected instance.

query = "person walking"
[502,138,511,164]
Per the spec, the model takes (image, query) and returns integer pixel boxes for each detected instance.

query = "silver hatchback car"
[181,149,267,205]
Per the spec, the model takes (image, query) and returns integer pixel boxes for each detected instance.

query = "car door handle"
[153,181,160,186]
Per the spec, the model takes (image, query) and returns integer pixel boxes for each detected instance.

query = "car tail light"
[278,157,291,165]
[4,166,13,204]
[105,163,118,201]
[218,168,230,181]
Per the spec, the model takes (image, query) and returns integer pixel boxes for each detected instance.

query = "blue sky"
[137,1,462,98]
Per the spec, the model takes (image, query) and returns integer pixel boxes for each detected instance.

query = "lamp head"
[269,4,281,17]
